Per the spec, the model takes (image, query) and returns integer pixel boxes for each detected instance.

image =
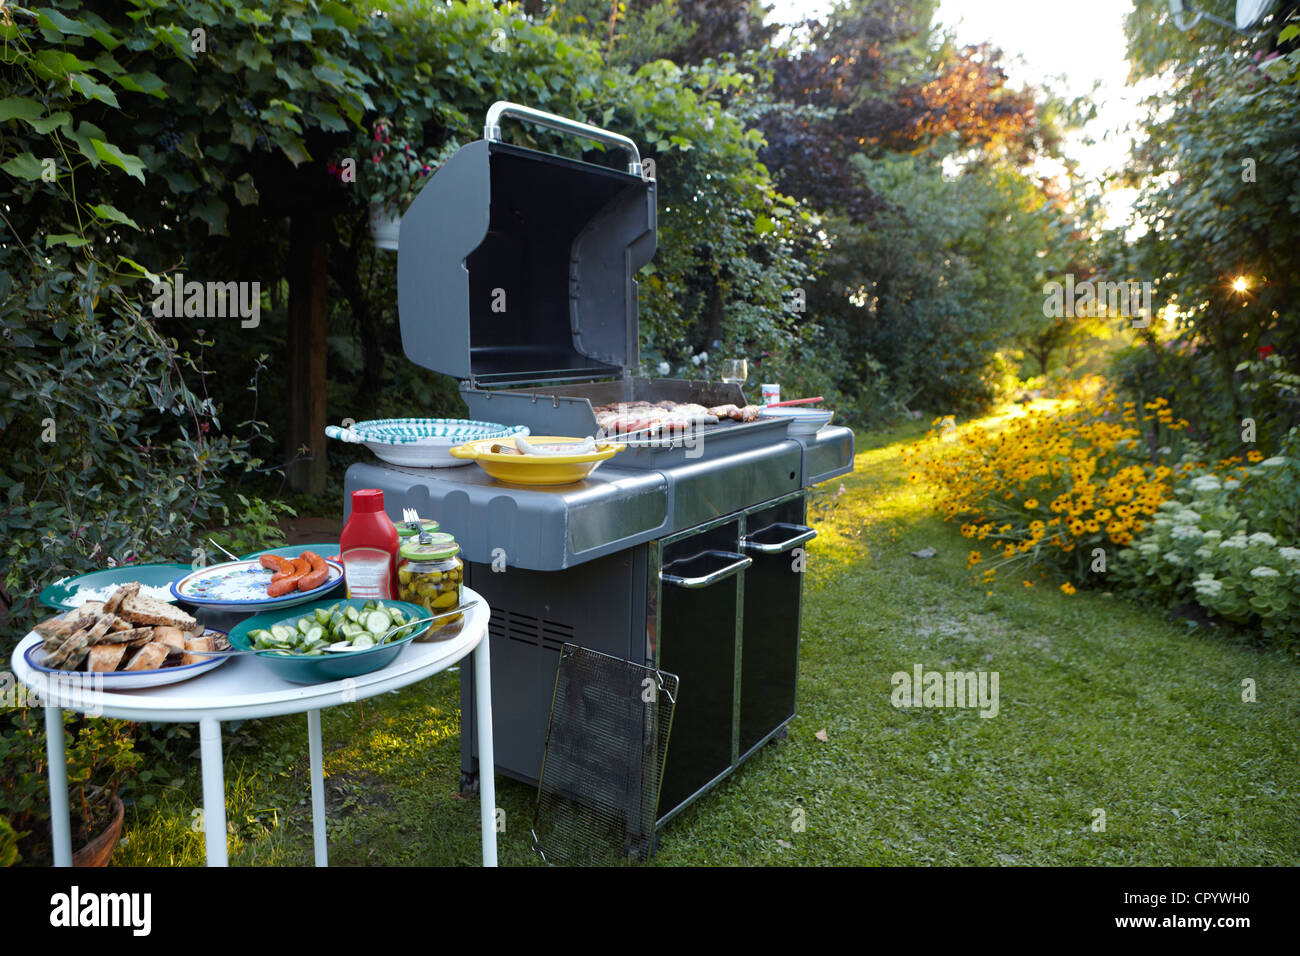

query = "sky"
[765,0,1161,223]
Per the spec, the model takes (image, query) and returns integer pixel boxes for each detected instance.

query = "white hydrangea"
[1172,509,1201,525]
[1171,524,1203,539]
[1249,566,1280,578]
[1277,547,1300,562]
[1189,475,1221,492]
[657,361,670,376]
[1164,552,1185,565]
[1259,457,1286,467]
[1203,530,1222,541]
[1194,546,1213,560]
[1193,578,1223,596]
[1223,478,1240,489]
[1248,532,1277,547]
[1220,536,1248,550]
[1138,542,1160,555]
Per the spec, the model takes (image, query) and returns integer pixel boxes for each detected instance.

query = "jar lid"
[396,519,440,538]
[399,536,459,562]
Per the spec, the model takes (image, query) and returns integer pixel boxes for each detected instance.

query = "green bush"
[1116,438,1300,646]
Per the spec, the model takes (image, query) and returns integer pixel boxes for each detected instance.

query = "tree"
[1114,0,1300,448]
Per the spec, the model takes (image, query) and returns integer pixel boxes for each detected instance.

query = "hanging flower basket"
[369,202,401,251]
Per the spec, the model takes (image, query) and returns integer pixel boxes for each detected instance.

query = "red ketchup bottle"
[340,489,399,600]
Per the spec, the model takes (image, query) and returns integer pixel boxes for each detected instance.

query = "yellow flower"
[1059,582,1076,595]
[967,550,983,568]
[1023,580,1033,588]
[1023,498,1039,509]
[1247,450,1263,462]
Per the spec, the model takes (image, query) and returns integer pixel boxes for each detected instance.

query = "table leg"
[198,717,228,867]
[44,706,72,867]
[473,634,497,867]
[307,709,328,866]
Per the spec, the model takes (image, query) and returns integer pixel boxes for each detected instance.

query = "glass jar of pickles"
[397,533,463,639]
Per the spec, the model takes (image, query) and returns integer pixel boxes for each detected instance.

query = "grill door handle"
[484,101,645,177]
[660,551,752,589]
[741,523,818,555]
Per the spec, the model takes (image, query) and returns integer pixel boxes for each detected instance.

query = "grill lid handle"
[741,523,818,555]
[660,551,752,589]
[484,101,646,178]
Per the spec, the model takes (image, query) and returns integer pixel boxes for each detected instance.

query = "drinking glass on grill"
[721,359,748,385]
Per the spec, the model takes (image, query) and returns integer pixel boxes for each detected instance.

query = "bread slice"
[182,635,215,666]
[124,642,170,671]
[88,644,128,672]
[96,626,155,645]
[34,602,105,639]
[118,593,196,629]
[153,626,186,654]
[103,583,138,616]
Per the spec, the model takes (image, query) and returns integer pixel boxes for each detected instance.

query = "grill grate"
[532,644,678,865]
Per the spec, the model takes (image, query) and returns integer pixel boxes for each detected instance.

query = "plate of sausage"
[169,551,344,611]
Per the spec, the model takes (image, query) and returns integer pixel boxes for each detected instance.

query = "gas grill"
[343,102,854,834]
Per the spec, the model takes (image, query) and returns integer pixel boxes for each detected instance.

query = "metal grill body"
[344,102,854,834]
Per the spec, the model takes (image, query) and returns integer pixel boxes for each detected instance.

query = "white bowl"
[757,406,834,435]
[325,419,529,468]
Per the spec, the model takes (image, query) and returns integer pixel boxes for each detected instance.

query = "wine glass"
[721,359,747,385]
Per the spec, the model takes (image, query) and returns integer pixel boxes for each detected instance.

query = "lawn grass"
[113,412,1300,866]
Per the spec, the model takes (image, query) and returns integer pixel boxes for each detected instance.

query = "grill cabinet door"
[655,518,748,818]
[739,494,815,755]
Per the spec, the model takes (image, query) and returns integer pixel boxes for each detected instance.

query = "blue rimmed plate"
[325,418,529,468]
[23,627,231,689]
[170,557,343,612]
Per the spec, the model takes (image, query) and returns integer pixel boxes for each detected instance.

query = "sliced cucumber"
[352,635,375,649]
[314,608,331,625]
[271,624,296,642]
[365,610,391,634]
[345,606,361,623]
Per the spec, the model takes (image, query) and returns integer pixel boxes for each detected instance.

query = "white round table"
[11,589,496,867]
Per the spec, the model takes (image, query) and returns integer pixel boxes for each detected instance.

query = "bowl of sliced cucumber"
[226,598,431,684]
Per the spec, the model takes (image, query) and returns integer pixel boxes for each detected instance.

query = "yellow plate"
[448,436,623,485]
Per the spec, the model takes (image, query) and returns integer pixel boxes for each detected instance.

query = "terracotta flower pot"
[72,795,124,868]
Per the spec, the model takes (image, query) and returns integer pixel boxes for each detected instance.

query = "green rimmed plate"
[226,598,430,684]
[39,563,193,611]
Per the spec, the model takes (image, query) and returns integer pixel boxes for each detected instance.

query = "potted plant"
[359,117,450,251]
[0,710,140,866]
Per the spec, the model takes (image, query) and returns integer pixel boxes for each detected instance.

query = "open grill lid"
[397,102,657,388]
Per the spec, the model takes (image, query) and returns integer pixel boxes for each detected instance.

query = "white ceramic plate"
[171,558,343,611]
[757,406,834,435]
[23,627,231,690]
[325,419,530,468]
